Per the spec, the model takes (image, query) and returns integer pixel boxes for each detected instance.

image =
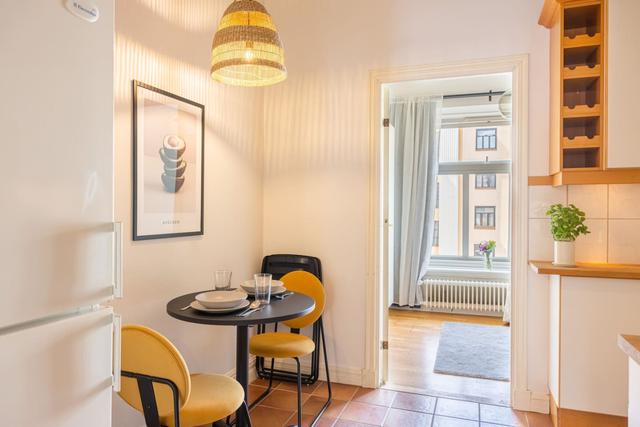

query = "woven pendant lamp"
[211,0,287,87]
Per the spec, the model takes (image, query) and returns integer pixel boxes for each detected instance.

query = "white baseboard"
[272,359,366,387]
[512,388,550,414]
[223,356,364,388]
[225,356,258,384]
[361,369,377,388]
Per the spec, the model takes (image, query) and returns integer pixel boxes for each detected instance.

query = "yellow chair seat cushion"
[160,373,244,427]
[249,332,316,358]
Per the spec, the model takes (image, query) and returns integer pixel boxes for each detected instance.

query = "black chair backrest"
[261,254,323,282]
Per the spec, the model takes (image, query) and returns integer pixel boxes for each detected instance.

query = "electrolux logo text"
[73,1,97,18]
[65,0,100,23]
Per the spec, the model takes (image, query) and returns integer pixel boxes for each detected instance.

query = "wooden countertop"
[619,335,640,365]
[529,260,640,280]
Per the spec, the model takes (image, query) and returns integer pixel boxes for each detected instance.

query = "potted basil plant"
[546,204,590,267]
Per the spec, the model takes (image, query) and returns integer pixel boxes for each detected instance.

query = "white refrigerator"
[0,1,120,426]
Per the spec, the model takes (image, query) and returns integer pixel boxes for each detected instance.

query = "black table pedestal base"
[236,325,250,427]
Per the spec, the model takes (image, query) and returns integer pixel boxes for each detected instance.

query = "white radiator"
[421,278,509,316]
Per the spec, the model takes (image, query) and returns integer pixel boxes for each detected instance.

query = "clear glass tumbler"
[214,270,232,290]
[254,273,272,304]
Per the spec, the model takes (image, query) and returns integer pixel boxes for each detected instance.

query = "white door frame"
[365,55,535,411]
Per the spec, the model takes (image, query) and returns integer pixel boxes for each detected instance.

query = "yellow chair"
[117,324,251,427]
[249,271,332,427]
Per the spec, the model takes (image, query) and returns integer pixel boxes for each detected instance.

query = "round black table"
[167,291,315,427]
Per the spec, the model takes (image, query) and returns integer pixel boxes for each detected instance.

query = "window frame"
[475,127,498,151]
[432,160,511,263]
[473,244,482,256]
[474,205,497,230]
[433,220,440,247]
[475,173,497,189]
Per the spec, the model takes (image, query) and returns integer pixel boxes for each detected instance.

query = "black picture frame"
[132,80,205,240]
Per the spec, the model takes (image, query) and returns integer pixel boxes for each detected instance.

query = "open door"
[380,88,394,385]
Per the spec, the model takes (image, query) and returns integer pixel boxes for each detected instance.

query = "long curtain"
[391,96,442,307]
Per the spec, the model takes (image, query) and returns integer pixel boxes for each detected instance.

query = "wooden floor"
[387,309,511,406]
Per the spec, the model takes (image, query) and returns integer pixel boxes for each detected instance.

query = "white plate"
[240,280,285,294]
[246,286,287,296]
[240,282,286,295]
[190,299,250,314]
[195,290,247,308]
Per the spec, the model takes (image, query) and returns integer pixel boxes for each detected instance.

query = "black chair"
[254,254,325,386]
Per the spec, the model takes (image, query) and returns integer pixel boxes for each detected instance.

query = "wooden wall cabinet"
[547,0,606,175]
[535,0,640,186]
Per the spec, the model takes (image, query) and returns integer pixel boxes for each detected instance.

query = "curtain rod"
[443,90,507,101]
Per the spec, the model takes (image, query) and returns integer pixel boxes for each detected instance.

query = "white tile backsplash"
[529,218,554,260]
[608,220,640,264]
[575,219,607,263]
[529,186,567,219]
[609,184,640,219]
[568,185,608,219]
[528,183,640,262]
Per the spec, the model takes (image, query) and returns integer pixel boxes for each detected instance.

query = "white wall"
[112,1,264,425]
[261,0,551,397]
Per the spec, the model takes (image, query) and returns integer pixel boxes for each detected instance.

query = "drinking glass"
[214,270,232,290]
[254,273,272,304]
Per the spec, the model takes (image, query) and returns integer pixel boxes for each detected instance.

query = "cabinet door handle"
[113,222,123,299]
[112,313,122,392]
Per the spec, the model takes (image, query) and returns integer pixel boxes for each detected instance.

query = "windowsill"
[426,258,511,281]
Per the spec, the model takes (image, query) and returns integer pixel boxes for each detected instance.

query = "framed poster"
[132,81,204,240]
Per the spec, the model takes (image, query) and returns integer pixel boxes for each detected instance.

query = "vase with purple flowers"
[478,240,496,270]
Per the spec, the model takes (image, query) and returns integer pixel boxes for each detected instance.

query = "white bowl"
[195,290,247,309]
[240,280,284,293]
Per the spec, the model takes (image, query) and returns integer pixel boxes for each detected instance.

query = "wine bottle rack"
[560,1,605,170]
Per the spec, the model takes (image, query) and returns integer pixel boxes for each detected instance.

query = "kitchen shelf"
[562,104,601,118]
[529,168,640,186]
[563,33,602,48]
[564,45,600,69]
[562,135,602,149]
[563,64,601,79]
[563,147,600,169]
[619,335,640,366]
[563,77,600,108]
[564,4,601,38]
[563,116,600,140]
[529,260,640,280]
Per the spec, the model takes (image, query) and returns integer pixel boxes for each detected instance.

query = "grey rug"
[433,322,510,382]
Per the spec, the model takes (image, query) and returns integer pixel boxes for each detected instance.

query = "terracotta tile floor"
[246,378,552,427]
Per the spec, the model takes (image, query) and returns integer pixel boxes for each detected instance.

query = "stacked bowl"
[159,134,187,193]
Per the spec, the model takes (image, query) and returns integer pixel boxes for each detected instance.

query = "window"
[475,173,496,189]
[433,220,439,247]
[430,127,511,261]
[475,206,496,229]
[476,128,497,150]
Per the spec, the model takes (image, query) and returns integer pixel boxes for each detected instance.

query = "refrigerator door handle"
[113,222,123,299]
[112,313,122,392]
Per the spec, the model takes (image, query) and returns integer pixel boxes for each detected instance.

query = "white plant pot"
[553,240,576,267]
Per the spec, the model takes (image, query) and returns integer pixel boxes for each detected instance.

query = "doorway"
[385,73,513,405]
[366,56,530,410]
